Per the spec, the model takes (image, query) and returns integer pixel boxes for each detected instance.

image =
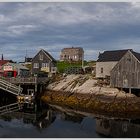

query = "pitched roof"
[25,57,32,62]
[42,49,56,62]
[97,49,132,62]
[32,49,56,62]
[0,60,11,66]
[3,62,29,70]
[131,51,140,61]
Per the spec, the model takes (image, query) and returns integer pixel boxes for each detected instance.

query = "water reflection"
[0,96,140,137]
[96,117,140,138]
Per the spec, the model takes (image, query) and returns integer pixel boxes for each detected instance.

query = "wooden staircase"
[0,77,23,96]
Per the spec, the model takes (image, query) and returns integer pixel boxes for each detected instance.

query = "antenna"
[26,49,28,58]
[25,49,28,62]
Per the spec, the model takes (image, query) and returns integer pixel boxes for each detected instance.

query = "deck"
[0,76,49,96]
[1,77,49,85]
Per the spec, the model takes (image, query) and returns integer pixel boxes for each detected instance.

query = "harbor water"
[0,93,140,138]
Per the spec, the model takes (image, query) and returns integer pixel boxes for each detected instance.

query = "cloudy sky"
[0,2,140,62]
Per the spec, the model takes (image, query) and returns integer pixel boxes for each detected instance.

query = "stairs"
[0,77,23,96]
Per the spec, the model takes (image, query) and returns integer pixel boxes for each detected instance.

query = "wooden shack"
[96,49,130,78]
[110,50,140,92]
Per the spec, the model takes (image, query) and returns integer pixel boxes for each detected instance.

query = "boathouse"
[110,50,140,93]
[31,49,57,76]
[96,49,131,78]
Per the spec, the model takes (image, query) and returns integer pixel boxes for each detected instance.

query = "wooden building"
[96,49,130,78]
[25,57,32,65]
[2,62,29,77]
[110,50,140,91]
[31,49,57,75]
[0,54,15,77]
[60,47,84,62]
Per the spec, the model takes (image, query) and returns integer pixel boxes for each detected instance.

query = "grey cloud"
[0,2,140,62]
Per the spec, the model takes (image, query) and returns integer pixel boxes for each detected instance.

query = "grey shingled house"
[31,49,57,75]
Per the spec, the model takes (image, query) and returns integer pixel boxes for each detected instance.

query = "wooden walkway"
[0,77,23,95]
[0,76,49,96]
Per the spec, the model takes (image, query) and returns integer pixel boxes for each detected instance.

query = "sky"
[0,2,140,62]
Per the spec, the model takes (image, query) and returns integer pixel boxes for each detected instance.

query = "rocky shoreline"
[41,74,140,118]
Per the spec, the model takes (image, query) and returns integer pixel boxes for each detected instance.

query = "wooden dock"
[0,76,49,97]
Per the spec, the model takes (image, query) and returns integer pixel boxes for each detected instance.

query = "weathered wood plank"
[110,50,140,89]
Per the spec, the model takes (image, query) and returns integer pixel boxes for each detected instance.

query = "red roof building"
[0,54,13,76]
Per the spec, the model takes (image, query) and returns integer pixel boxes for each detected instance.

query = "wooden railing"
[1,77,49,84]
[0,102,23,115]
[0,78,23,95]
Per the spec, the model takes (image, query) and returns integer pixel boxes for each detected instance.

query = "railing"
[2,77,37,84]
[37,77,49,84]
[2,77,49,84]
[0,78,23,95]
[0,102,23,115]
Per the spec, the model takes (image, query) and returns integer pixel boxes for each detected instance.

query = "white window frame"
[42,63,49,68]
[34,63,39,68]
[39,54,43,60]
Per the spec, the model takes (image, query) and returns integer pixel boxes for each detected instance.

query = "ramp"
[0,77,23,95]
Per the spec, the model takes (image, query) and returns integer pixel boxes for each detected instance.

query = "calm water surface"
[0,93,140,138]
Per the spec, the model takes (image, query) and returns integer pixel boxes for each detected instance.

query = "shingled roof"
[42,49,56,62]
[97,49,133,62]
[131,51,140,61]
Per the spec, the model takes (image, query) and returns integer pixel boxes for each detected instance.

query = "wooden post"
[18,84,21,95]
[40,85,42,93]
[129,88,131,94]
[35,84,37,93]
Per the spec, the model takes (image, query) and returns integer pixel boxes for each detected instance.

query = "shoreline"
[41,74,140,118]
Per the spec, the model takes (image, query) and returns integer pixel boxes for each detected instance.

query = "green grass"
[56,60,96,73]
[57,61,83,73]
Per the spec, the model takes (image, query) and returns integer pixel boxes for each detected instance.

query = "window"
[39,54,43,60]
[42,63,49,68]
[34,63,39,68]
[101,67,103,73]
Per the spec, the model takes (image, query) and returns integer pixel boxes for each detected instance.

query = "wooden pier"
[0,76,49,98]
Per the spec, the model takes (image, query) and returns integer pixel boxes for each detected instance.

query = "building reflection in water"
[0,98,56,130]
[61,112,83,124]
[96,117,140,138]
[1,94,140,138]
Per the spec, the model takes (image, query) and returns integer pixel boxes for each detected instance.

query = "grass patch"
[57,60,96,73]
